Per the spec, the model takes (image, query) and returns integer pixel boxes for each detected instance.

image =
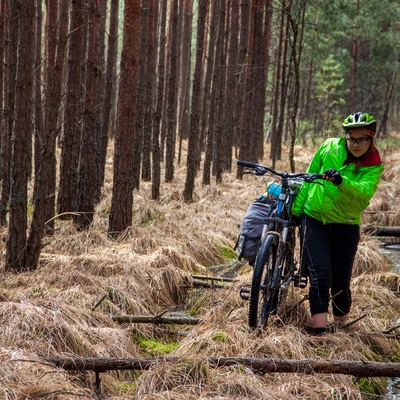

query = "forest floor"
[0,136,399,399]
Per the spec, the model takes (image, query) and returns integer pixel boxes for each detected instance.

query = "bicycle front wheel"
[248,234,279,329]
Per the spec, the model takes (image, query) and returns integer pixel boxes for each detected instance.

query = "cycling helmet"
[343,112,376,134]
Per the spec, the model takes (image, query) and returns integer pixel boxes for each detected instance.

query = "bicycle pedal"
[239,283,251,300]
[293,275,308,289]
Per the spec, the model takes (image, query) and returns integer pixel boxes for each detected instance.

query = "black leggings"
[300,214,360,317]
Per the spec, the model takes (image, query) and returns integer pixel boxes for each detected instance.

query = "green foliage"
[211,331,229,343]
[355,377,387,397]
[133,335,179,356]
[216,245,238,262]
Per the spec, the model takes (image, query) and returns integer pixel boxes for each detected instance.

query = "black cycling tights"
[300,214,360,317]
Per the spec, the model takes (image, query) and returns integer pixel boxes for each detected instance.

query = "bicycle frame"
[237,160,324,329]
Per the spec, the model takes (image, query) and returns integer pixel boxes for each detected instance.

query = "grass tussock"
[0,138,399,398]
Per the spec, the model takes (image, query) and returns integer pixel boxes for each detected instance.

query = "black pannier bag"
[234,197,276,263]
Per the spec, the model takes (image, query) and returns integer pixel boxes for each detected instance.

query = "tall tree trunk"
[177,0,193,163]
[6,1,35,271]
[33,0,43,187]
[108,0,141,235]
[74,1,105,230]
[24,0,69,267]
[378,70,397,137]
[58,0,86,216]
[234,0,250,179]
[142,0,157,182]
[349,0,360,110]
[152,0,167,200]
[270,2,286,166]
[224,0,239,171]
[201,0,219,185]
[132,1,150,188]
[165,0,179,182]
[213,0,227,184]
[0,1,11,226]
[98,0,119,199]
[183,0,208,201]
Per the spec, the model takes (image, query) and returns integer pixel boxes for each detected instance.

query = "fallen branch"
[362,225,400,237]
[190,279,227,289]
[112,315,200,325]
[192,275,236,282]
[44,356,400,377]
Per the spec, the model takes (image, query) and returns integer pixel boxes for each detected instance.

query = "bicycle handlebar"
[237,160,324,182]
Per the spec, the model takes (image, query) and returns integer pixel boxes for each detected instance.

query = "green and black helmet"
[343,112,377,134]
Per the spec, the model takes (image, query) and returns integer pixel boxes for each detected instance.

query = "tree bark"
[362,225,400,237]
[183,0,208,202]
[112,315,200,325]
[23,0,69,268]
[99,0,119,199]
[108,0,141,234]
[6,1,35,271]
[151,0,166,200]
[165,0,179,182]
[45,356,400,377]
[58,0,87,216]
[74,1,105,230]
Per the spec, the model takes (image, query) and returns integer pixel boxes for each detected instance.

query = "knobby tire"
[248,234,279,329]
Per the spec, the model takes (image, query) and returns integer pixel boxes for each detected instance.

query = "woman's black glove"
[323,168,342,185]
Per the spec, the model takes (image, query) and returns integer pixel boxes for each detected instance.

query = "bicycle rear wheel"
[248,234,279,329]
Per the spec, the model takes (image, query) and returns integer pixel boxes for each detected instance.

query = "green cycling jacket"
[292,137,384,224]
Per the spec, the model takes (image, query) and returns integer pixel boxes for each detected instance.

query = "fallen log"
[362,225,400,237]
[192,274,236,282]
[112,315,200,325]
[44,356,400,377]
[190,279,227,289]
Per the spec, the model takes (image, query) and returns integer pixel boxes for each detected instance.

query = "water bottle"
[265,182,282,198]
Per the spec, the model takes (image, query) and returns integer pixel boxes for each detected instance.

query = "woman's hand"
[323,169,343,185]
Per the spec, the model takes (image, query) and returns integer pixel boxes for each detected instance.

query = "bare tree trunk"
[33,0,43,187]
[183,0,208,202]
[270,2,286,166]
[6,1,35,271]
[378,70,397,137]
[0,0,9,226]
[23,0,69,268]
[177,0,193,161]
[165,0,179,182]
[74,1,105,230]
[132,1,150,188]
[152,0,166,200]
[58,0,86,216]
[201,0,219,185]
[224,0,239,171]
[46,356,400,378]
[98,0,119,198]
[213,0,227,184]
[108,0,141,235]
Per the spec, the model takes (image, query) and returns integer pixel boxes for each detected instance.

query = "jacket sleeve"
[292,144,325,216]
[338,163,384,202]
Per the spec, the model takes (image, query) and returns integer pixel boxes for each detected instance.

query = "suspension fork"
[269,225,289,291]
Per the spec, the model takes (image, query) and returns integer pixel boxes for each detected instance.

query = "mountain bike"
[237,160,324,329]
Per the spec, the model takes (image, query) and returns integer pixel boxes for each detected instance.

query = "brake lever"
[254,166,268,175]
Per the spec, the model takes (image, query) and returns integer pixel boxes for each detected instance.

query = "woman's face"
[346,130,372,157]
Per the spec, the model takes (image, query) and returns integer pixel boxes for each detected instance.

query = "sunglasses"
[346,137,371,145]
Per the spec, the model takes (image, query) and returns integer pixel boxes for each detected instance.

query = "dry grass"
[0,138,399,398]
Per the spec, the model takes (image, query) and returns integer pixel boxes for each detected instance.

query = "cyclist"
[292,112,384,336]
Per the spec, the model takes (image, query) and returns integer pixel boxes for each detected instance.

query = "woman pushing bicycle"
[292,112,384,336]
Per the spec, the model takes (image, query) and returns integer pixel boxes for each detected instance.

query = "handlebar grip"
[237,160,258,169]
